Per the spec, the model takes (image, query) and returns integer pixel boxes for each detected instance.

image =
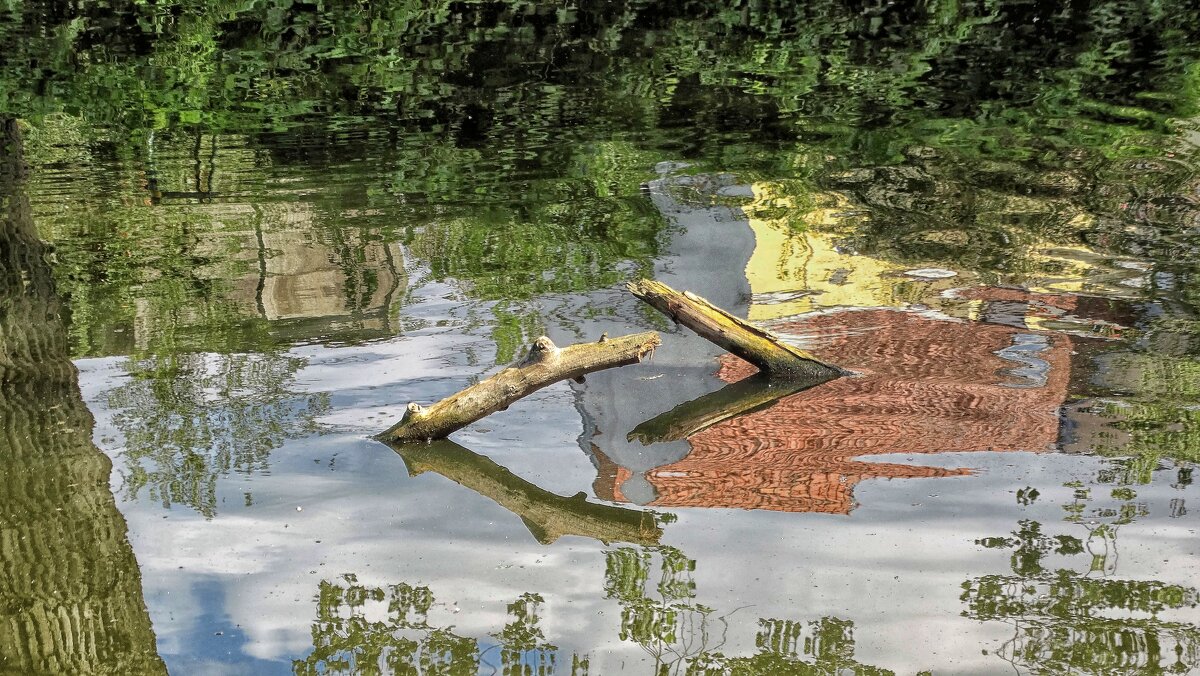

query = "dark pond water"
[3,2,1200,674]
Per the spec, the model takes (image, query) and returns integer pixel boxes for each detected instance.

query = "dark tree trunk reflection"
[0,117,165,674]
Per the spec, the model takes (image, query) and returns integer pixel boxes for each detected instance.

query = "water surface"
[3,2,1200,674]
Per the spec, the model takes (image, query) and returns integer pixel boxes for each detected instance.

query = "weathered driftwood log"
[628,374,815,444]
[627,279,845,381]
[389,440,663,545]
[380,331,661,442]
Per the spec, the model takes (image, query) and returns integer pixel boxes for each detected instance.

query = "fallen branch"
[627,279,844,381]
[389,440,663,545]
[380,331,661,442]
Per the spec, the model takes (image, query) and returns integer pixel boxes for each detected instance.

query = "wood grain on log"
[380,331,661,442]
[627,279,844,381]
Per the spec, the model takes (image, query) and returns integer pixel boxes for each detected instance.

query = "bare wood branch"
[379,331,661,442]
[388,439,663,545]
[627,279,844,381]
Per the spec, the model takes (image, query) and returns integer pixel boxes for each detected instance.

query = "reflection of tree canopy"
[963,479,1200,674]
[603,546,897,675]
[6,1,1200,129]
[604,546,714,664]
[295,575,476,676]
[490,593,559,676]
[23,127,411,358]
[295,548,905,675]
[293,576,558,676]
[6,0,1200,316]
[1059,315,1200,486]
[687,617,895,676]
[108,350,329,518]
[1083,321,1200,466]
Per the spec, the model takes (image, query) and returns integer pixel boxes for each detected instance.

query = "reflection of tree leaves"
[965,571,1199,620]
[109,351,329,518]
[13,0,1200,330]
[296,577,477,676]
[976,520,1085,577]
[297,578,562,676]
[604,546,720,663]
[963,573,1200,675]
[605,546,897,675]
[1087,348,1200,467]
[490,593,558,676]
[604,547,653,604]
[690,617,895,676]
[296,547,902,675]
[965,498,1200,674]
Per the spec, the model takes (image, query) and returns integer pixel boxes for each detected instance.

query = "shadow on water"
[0,120,164,673]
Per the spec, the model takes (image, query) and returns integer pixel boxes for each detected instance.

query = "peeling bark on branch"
[627,279,844,381]
[379,331,661,442]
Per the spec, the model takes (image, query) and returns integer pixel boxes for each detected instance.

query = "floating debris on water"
[903,268,958,279]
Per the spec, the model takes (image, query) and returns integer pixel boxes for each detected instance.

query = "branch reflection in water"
[387,439,664,547]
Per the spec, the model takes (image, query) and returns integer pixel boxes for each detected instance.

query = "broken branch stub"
[627,278,844,381]
[380,331,661,442]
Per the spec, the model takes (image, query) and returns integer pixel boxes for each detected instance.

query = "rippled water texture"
[3,2,1200,674]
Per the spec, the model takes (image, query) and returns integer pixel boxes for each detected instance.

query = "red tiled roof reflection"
[618,307,1076,514]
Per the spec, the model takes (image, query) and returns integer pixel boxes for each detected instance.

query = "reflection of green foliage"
[962,571,1200,675]
[977,520,1085,577]
[490,303,545,365]
[604,546,898,675]
[966,570,1198,621]
[964,477,1200,674]
[4,0,1200,376]
[1017,487,1040,506]
[490,593,558,676]
[31,130,409,358]
[108,351,329,518]
[295,577,562,676]
[295,548,905,676]
[689,617,894,676]
[1090,350,1200,465]
[604,546,707,655]
[407,186,661,302]
[7,0,1200,321]
[1073,314,1200,473]
[294,575,478,676]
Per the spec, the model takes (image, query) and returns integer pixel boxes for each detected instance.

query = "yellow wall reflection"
[596,181,1132,514]
[743,187,910,319]
[744,182,1145,323]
